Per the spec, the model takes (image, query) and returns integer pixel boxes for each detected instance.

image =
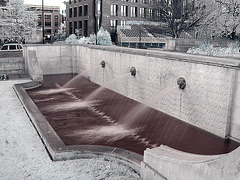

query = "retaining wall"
[76,45,240,140]
[0,56,25,74]
[23,45,77,75]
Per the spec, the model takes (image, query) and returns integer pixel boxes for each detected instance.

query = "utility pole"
[42,0,45,44]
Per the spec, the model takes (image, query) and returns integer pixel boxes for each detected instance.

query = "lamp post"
[42,0,45,44]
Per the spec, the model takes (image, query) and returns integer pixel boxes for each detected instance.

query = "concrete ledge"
[144,145,222,163]
[24,44,240,69]
[13,81,142,174]
[142,145,240,180]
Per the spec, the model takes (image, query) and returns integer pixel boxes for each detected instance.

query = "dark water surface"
[27,74,240,155]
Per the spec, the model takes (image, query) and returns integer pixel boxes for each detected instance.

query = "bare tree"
[212,0,240,39]
[0,0,37,43]
[152,0,214,38]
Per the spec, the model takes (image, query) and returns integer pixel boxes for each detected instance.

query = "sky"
[24,0,66,12]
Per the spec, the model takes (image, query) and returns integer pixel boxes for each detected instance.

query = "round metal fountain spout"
[130,67,136,76]
[177,77,186,90]
[100,60,105,68]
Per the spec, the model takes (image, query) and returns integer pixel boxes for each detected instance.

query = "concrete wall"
[75,45,240,140]
[230,71,240,139]
[0,56,25,74]
[23,44,240,140]
[141,145,240,180]
[24,50,43,81]
[23,45,78,75]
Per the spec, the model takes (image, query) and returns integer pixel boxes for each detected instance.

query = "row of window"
[109,20,132,27]
[111,5,156,18]
[37,15,59,27]
[69,0,86,4]
[69,5,88,18]
[69,20,88,36]
[69,0,153,4]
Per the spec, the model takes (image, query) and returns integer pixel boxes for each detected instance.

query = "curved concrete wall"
[23,44,240,140]
[141,145,240,180]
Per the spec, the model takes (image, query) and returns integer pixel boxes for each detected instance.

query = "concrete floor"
[0,79,140,180]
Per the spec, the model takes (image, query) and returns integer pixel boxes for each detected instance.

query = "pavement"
[0,78,140,180]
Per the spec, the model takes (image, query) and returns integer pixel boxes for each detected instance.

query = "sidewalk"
[0,79,140,180]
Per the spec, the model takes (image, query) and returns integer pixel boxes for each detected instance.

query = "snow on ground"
[0,79,141,180]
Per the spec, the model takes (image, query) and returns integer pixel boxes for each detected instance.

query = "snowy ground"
[0,79,141,180]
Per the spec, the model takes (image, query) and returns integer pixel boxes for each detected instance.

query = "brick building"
[66,0,156,43]
[26,5,62,42]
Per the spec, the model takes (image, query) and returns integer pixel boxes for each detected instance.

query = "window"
[139,7,146,18]
[110,5,118,16]
[120,20,126,26]
[74,7,77,17]
[45,29,52,35]
[18,45,22,50]
[139,0,146,3]
[84,5,88,16]
[69,22,73,34]
[84,20,88,36]
[148,8,153,18]
[96,0,101,15]
[131,0,137,2]
[45,22,51,27]
[45,15,51,20]
[1,46,8,50]
[55,15,58,26]
[38,21,42,26]
[121,5,128,16]
[130,7,137,17]
[78,20,82,29]
[156,9,161,19]
[148,0,153,4]
[45,15,51,27]
[74,21,77,33]
[9,45,16,50]
[110,19,117,27]
[69,8,72,18]
[69,0,71,4]
[79,6,82,16]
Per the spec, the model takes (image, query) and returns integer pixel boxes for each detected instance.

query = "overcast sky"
[24,0,66,11]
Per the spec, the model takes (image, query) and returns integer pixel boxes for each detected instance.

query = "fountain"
[15,45,240,180]
[177,77,186,89]
[130,66,136,76]
[25,73,239,156]
[84,66,133,101]
[100,60,105,68]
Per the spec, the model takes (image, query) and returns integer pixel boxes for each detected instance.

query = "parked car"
[0,43,23,51]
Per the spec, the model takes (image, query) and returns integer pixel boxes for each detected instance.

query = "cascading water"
[84,73,130,101]
[63,65,100,88]
[27,71,240,155]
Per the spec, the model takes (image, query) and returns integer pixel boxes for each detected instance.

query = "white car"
[0,43,23,51]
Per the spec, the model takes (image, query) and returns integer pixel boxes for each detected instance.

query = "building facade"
[26,5,62,42]
[66,0,156,42]
[66,0,198,43]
